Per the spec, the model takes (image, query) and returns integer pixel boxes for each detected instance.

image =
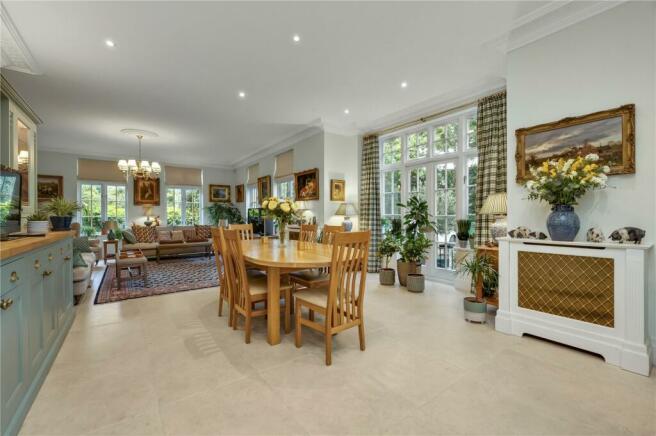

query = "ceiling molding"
[0,74,43,124]
[0,3,41,75]
[487,0,627,53]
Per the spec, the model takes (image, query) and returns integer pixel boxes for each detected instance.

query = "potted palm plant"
[456,219,471,248]
[458,254,497,323]
[43,197,81,231]
[26,210,50,234]
[206,202,244,227]
[396,196,437,286]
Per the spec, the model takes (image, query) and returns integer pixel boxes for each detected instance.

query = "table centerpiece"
[261,196,298,246]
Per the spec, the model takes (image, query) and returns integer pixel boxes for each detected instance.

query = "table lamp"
[479,192,507,245]
[143,206,154,226]
[335,203,358,231]
[105,220,118,241]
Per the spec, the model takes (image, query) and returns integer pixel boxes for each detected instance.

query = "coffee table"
[115,249,148,290]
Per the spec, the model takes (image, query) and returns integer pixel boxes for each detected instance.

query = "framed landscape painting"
[209,184,231,202]
[235,184,244,203]
[37,174,63,202]
[515,104,635,182]
[134,176,160,205]
[295,168,319,201]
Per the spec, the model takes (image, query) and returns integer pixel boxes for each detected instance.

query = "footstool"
[116,250,148,290]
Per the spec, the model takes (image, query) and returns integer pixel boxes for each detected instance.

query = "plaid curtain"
[359,135,381,272]
[475,91,507,246]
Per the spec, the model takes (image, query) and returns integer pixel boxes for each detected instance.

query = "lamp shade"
[143,206,154,216]
[335,203,358,216]
[479,192,507,215]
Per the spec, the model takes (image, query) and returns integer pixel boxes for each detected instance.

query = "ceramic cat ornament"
[609,227,646,244]
[586,227,605,243]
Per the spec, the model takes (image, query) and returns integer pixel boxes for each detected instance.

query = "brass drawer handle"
[34,260,41,269]
[48,254,54,261]
[9,271,19,282]
[42,270,53,277]
[64,256,71,261]
[0,299,13,310]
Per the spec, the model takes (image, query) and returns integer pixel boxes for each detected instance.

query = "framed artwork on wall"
[209,184,231,202]
[134,176,160,205]
[515,104,635,182]
[235,184,244,203]
[295,168,319,201]
[330,179,345,201]
[258,175,271,200]
[37,174,63,202]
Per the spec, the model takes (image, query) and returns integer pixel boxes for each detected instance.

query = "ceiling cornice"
[0,3,41,75]
[0,73,42,124]
[487,0,628,53]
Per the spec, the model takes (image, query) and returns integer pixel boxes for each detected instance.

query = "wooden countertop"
[0,231,74,261]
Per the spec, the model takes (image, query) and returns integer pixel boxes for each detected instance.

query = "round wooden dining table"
[241,239,333,345]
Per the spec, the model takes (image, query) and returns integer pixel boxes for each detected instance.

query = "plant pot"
[379,268,396,286]
[463,296,487,323]
[406,273,425,293]
[457,239,468,248]
[547,204,580,241]
[397,260,420,286]
[49,216,73,231]
[27,221,49,234]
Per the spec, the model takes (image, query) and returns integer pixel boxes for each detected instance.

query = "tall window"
[166,187,201,225]
[379,109,478,276]
[79,182,127,235]
[275,177,294,200]
[247,184,258,209]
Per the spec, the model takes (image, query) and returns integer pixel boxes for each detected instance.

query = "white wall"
[323,132,360,229]
[506,2,656,358]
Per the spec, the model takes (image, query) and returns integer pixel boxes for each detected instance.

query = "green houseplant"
[458,254,498,323]
[26,210,50,234]
[456,219,471,248]
[206,202,245,227]
[43,197,81,231]
[396,196,437,287]
[378,232,400,286]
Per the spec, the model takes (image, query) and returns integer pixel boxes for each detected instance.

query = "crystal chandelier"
[117,129,161,180]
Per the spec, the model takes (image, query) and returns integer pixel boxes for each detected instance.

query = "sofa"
[122,225,213,262]
[73,251,97,302]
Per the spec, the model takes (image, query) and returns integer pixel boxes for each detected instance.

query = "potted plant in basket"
[458,254,497,323]
[261,197,298,246]
[26,210,50,234]
[524,154,609,241]
[206,202,244,227]
[396,196,437,287]
[456,219,471,248]
[43,197,81,231]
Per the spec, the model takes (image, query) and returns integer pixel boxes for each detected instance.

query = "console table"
[496,237,652,376]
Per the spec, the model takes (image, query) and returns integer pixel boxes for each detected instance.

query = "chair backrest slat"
[229,223,254,240]
[325,231,370,328]
[300,224,318,242]
[221,228,253,310]
[321,224,344,245]
[210,227,225,287]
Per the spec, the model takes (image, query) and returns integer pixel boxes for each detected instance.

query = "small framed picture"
[295,168,319,201]
[235,184,244,203]
[258,175,271,201]
[134,177,161,205]
[209,184,231,202]
[37,174,63,202]
[330,179,345,201]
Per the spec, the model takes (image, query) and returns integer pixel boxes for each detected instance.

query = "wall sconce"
[17,150,29,167]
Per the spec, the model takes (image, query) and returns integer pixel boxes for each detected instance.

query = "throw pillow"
[132,225,157,243]
[158,230,172,242]
[72,250,88,268]
[72,237,93,253]
[171,230,185,242]
[195,225,211,240]
[182,228,197,241]
[122,229,138,244]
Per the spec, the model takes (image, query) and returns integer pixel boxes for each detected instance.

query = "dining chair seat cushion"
[247,276,292,297]
[294,287,329,308]
[290,269,330,283]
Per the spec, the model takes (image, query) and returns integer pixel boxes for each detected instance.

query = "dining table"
[241,238,333,345]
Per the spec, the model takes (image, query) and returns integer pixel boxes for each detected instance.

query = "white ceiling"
[2,1,552,168]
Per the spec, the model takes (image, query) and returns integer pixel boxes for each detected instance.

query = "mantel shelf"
[497,237,653,251]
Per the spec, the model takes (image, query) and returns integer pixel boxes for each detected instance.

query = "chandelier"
[117,129,161,180]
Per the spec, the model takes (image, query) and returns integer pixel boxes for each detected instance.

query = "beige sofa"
[123,225,212,262]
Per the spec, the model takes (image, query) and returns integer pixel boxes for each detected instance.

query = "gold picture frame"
[134,177,160,205]
[295,168,319,201]
[330,179,345,201]
[235,184,244,203]
[258,175,271,201]
[515,104,635,182]
[209,184,231,203]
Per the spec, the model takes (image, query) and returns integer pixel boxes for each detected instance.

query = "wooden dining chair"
[220,228,294,341]
[290,224,344,293]
[294,230,370,365]
[210,228,231,324]
[321,224,344,245]
[229,223,254,240]
[299,224,318,242]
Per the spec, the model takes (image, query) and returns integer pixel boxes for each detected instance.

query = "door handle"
[48,254,54,261]
[34,260,41,269]
[42,270,53,277]
[0,299,14,310]
[9,271,19,282]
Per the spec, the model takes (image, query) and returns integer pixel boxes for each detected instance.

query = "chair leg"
[358,320,366,351]
[309,309,314,321]
[232,309,238,330]
[284,289,291,334]
[245,314,252,344]
[295,303,302,348]
[218,293,224,317]
[325,329,332,366]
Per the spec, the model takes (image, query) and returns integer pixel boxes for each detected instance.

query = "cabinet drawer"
[25,250,47,279]
[1,259,26,296]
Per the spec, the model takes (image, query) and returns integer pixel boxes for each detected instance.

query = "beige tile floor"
[19,267,656,436]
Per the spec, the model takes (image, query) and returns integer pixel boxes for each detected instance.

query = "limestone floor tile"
[87,405,164,436]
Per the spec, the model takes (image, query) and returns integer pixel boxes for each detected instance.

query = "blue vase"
[546,204,580,241]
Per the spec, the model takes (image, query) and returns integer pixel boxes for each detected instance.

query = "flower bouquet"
[261,197,298,245]
[524,154,609,241]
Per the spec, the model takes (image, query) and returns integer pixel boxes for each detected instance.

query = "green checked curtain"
[360,134,381,272]
[475,91,507,246]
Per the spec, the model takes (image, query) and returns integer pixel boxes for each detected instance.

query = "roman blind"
[165,165,202,186]
[274,150,293,179]
[77,158,125,183]
[247,163,259,184]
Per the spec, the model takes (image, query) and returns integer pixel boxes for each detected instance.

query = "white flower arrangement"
[261,196,298,224]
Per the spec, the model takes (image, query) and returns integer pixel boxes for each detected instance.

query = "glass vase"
[278,221,287,246]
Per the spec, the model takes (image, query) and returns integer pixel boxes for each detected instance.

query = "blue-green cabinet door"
[26,266,45,378]
[42,261,57,349]
[1,285,28,433]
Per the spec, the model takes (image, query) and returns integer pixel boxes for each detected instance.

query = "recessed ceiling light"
[401,81,408,88]
[343,108,350,115]
[105,39,115,48]
[238,91,246,99]
[292,34,301,44]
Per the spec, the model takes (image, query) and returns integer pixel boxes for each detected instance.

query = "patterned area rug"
[95,257,218,304]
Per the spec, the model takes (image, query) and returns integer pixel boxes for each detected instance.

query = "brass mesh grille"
[517,251,614,327]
